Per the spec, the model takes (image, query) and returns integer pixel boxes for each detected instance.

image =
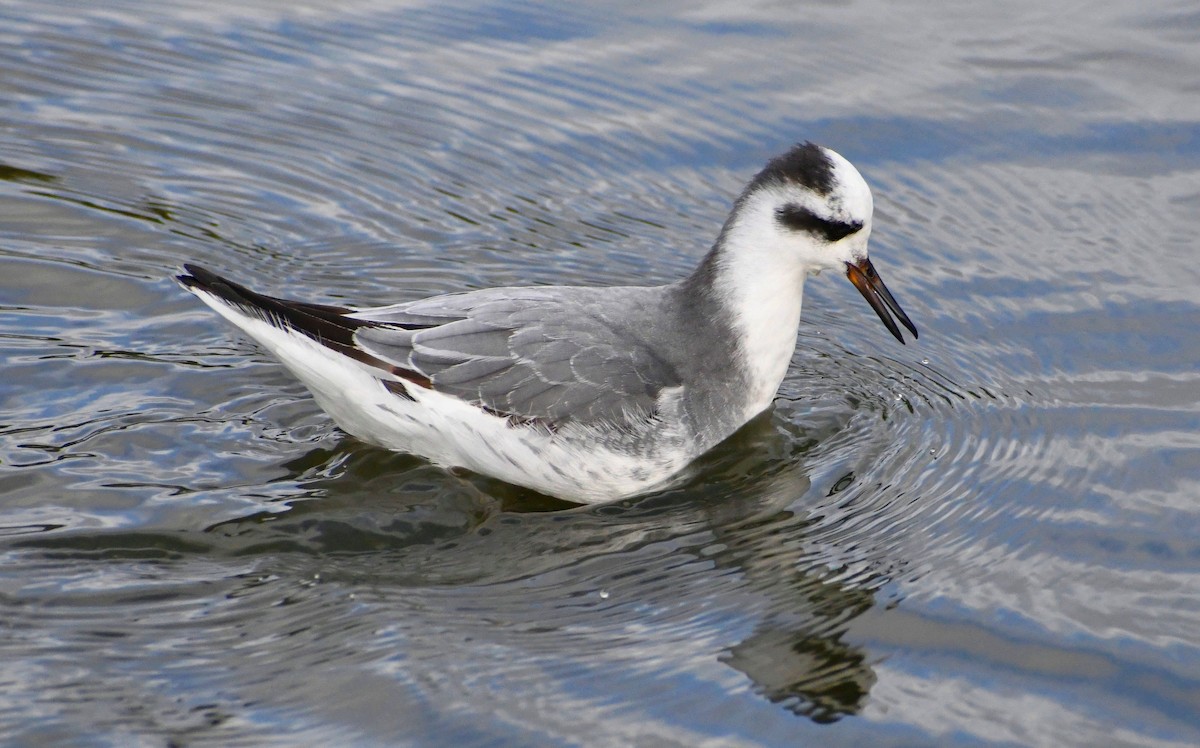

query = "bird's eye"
[776,204,863,242]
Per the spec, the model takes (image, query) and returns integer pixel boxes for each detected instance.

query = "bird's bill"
[845,258,919,344]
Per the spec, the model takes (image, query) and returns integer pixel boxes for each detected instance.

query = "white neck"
[707,191,810,417]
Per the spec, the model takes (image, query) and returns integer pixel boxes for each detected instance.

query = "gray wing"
[352,287,681,429]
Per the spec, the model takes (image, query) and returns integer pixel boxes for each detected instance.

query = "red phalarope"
[179,143,917,503]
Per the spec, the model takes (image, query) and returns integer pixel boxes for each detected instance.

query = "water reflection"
[14,411,896,725]
[725,620,875,723]
[3,0,1200,743]
[1,242,961,732]
[0,164,57,183]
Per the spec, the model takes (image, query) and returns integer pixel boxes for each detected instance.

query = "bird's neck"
[682,223,808,418]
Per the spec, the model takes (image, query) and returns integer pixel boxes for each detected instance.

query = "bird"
[178,142,917,503]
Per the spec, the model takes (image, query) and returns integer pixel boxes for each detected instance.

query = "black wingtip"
[177,263,218,292]
[176,264,271,311]
[174,263,400,375]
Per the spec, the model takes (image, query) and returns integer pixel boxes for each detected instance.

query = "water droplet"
[599,589,610,599]
[921,358,929,365]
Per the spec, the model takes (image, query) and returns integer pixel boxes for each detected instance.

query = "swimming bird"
[179,142,917,503]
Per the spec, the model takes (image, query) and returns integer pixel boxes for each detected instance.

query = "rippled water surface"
[2,1,1199,745]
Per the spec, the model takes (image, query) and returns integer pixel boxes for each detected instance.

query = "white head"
[712,142,917,343]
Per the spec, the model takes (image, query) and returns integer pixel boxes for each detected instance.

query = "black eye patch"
[776,204,863,242]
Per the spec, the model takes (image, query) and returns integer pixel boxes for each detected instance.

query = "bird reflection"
[201,411,891,723]
[723,603,876,723]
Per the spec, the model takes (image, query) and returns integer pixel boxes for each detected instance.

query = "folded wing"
[353,288,680,429]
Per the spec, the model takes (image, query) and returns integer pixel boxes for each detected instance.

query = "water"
[1,0,1198,745]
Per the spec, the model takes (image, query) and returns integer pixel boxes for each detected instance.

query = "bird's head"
[721,142,918,343]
